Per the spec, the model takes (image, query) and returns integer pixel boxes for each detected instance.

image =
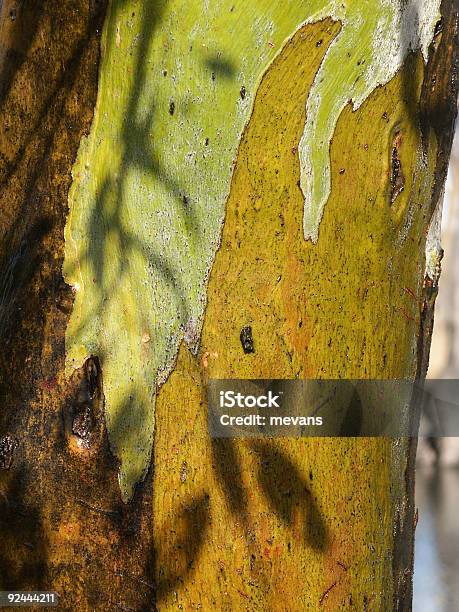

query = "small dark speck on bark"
[319,581,337,606]
[433,19,443,39]
[390,130,405,204]
[72,407,92,439]
[0,435,18,470]
[86,358,99,399]
[240,326,255,354]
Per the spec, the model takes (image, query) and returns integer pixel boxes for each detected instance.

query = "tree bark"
[0,1,457,610]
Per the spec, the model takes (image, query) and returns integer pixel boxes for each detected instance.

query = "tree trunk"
[0,1,457,610]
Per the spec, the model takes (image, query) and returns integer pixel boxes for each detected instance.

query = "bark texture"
[0,1,457,611]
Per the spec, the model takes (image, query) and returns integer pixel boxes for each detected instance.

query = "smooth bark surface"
[0,1,457,610]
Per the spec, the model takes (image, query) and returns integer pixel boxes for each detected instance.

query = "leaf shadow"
[251,440,329,552]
